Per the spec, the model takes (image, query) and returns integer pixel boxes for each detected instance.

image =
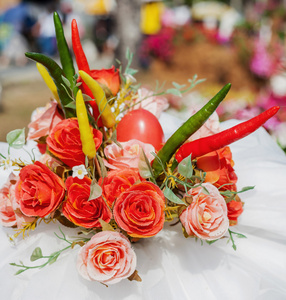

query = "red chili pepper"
[71,19,102,127]
[71,19,90,73]
[175,106,280,162]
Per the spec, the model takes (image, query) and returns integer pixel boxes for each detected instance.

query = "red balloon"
[116,109,165,150]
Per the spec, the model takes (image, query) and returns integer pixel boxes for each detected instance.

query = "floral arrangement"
[0,13,280,285]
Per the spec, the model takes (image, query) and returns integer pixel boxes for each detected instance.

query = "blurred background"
[1,0,286,151]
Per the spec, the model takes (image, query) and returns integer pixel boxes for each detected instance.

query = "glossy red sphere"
[116,109,165,150]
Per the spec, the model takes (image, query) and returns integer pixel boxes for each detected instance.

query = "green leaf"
[82,94,93,102]
[138,148,153,179]
[61,75,71,88]
[64,101,76,109]
[99,219,114,231]
[49,253,60,265]
[126,68,138,76]
[15,269,26,275]
[88,180,102,201]
[96,154,108,178]
[166,88,182,97]
[178,154,193,178]
[6,128,25,149]
[239,186,255,193]
[30,247,43,261]
[164,187,186,205]
[172,82,186,90]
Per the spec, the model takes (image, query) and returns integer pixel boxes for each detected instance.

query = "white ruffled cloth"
[1,113,286,300]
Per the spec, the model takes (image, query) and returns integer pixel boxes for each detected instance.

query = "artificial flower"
[113,182,165,238]
[180,183,229,241]
[72,164,88,180]
[77,231,136,284]
[99,168,143,207]
[227,199,243,225]
[62,176,112,228]
[15,161,65,218]
[104,139,155,170]
[46,118,102,168]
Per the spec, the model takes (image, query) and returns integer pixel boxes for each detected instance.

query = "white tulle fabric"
[1,112,286,300]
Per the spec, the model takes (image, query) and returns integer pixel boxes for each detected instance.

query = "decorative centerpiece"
[0,13,279,285]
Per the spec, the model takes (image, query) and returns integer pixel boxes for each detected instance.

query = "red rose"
[113,182,165,238]
[79,66,120,97]
[196,146,238,192]
[46,118,102,168]
[15,161,65,218]
[99,168,143,207]
[62,176,112,228]
[227,199,243,224]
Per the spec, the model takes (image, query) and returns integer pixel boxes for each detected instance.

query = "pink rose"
[131,87,169,119]
[27,102,63,140]
[77,231,136,284]
[188,107,220,141]
[0,173,34,228]
[180,183,228,241]
[104,139,155,170]
[39,153,62,170]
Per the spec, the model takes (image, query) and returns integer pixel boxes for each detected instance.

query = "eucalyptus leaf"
[15,269,26,275]
[164,187,186,205]
[30,247,43,261]
[96,154,108,178]
[49,253,60,265]
[61,75,71,88]
[83,94,93,102]
[64,101,76,109]
[166,88,182,97]
[88,180,102,201]
[99,219,114,232]
[178,154,193,178]
[6,128,25,149]
[172,82,186,90]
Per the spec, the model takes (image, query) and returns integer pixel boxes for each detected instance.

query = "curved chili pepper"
[53,12,76,89]
[152,83,231,178]
[25,52,76,118]
[71,19,90,73]
[36,62,59,102]
[76,89,96,158]
[175,106,280,162]
[79,70,116,128]
[71,19,102,126]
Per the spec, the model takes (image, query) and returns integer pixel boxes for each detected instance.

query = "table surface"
[1,113,286,300]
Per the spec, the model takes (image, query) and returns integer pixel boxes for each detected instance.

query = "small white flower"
[124,73,137,85]
[72,164,88,180]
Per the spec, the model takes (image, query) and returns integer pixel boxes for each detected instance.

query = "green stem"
[25,52,76,118]
[152,83,231,178]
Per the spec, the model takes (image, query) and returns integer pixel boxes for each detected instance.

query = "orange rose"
[15,162,65,218]
[99,168,143,207]
[46,118,102,168]
[113,182,165,238]
[62,176,112,228]
[227,199,243,225]
[196,146,238,192]
[79,66,120,96]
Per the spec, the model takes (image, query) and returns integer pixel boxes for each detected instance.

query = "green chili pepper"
[152,83,231,178]
[53,11,77,91]
[25,52,76,118]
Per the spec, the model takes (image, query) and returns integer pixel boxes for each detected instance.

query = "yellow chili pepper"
[76,89,96,159]
[36,63,59,102]
[79,70,116,128]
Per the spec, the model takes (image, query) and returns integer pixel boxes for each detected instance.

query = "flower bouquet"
[0,13,279,285]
